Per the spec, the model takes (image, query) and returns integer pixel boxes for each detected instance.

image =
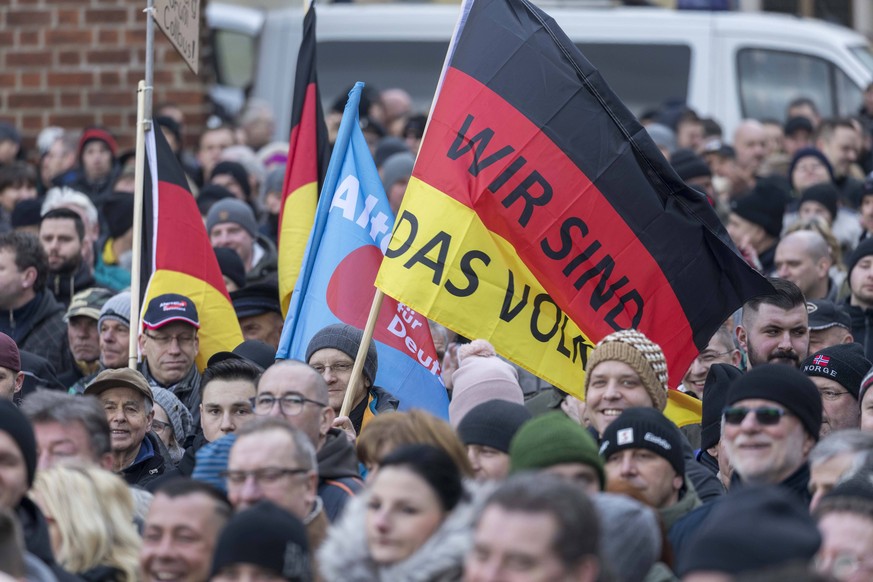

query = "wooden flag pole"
[129,80,149,370]
[339,289,385,418]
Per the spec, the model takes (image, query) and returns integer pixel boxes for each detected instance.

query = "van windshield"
[850,45,873,77]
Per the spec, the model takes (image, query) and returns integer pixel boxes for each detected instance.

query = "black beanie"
[210,161,252,201]
[726,364,823,441]
[0,400,36,488]
[670,148,711,181]
[457,400,532,453]
[598,407,684,477]
[847,237,873,279]
[197,184,235,217]
[799,182,839,222]
[10,199,42,230]
[701,364,742,451]
[214,247,246,290]
[210,501,309,581]
[730,182,787,239]
[103,193,135,239]
[677,485,821,576]
[788,147,835,188]
[802,343,871,399]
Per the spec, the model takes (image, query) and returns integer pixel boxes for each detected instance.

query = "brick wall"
[0,0,212,155]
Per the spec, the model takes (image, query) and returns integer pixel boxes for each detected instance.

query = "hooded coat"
[317,486,478,582]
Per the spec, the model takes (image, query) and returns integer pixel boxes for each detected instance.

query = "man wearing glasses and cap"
[138,293,201,419]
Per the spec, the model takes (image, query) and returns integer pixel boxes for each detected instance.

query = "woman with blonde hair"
[357,409,474,478]
[30,465,141,582]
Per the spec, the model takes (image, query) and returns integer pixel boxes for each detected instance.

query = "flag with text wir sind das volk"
[277,82,449,419]
[375,0,772,425]
[142,126,243,371]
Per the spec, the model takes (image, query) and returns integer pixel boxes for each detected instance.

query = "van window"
[737,48,838,121]
[835,67,863,117]
[577,43,692,116]
[213,30,258,89]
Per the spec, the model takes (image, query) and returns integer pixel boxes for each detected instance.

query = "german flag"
[142,126,243,370]
[375,0,771,411]
[278,3,330,316]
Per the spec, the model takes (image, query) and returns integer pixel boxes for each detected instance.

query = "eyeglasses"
[251,394,328,416]
[819,389,852,401]
[220,467,308,486]
[310,362,353,375]
[722,406,788,426]
[143,331,196,347]
[815,553,873,580]
[151,419,171,433]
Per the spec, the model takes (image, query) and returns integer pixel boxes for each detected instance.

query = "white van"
[206,2,873,139]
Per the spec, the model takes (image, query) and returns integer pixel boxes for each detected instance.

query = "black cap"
[207,339,276,370]
[784,115,814,136]
[142,293,199,330]
[210,501,309,581]
[457,400,532,453]
[701,364,742,451]
[598,407,685,477]
[802,343,871,399]
[726,364,823,441]
[231,281,282,319]
[677,485,820,576]
[730,181,789,239]
[214,247,246,290]
[807,300,851,331]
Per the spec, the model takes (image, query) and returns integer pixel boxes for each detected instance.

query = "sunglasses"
[722,406,788,426]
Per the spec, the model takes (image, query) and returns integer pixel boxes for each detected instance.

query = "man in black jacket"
[844,238,873,359]
[84,367,177,490]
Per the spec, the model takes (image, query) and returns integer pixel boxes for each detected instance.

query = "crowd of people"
[5,78,873,582]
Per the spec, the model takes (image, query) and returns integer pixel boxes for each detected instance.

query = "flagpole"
[340,289,385,418]
[129,81,149,370]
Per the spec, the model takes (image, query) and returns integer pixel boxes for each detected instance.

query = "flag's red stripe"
[283,83,320,197]
[155,179,230,298]
[413,67,693,365]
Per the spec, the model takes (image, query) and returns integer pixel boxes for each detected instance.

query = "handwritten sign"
[153,0,200,75]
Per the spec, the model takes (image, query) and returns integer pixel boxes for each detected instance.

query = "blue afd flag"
[277,82,449,419]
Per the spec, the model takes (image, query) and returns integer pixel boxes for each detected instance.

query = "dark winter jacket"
[246,235,279,285]
[120,431,179,491]
[178,432,208,477]
[17,497,83,582]
[0,291,72,377]
[46,262,96,308]
[317,428,364,522]
[845,300,873,360]
[350,386,399,435]
[669,463,812,554]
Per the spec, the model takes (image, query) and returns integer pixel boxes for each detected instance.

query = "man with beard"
[38,208,95,308]
[737,277,809,368]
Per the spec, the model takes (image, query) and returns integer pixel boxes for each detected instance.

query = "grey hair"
[809,429,873,472]
[234,417,317,471]
[20,390,112,458]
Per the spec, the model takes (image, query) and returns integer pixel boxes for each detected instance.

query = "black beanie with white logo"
[598,407,684,477]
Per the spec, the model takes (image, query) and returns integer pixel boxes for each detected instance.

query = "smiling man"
[85,367,176,489]
[680,326,741,398]
[140,478,231,582]
[722,364,822,502]
[583,329,669,438]
[138,293,201,420]
[600,407,701,539]
[737,277,809,368]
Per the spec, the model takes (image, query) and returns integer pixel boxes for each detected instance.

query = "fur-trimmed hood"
[317,482,484,582]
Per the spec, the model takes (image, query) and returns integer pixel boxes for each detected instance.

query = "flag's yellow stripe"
[278,182,318,316]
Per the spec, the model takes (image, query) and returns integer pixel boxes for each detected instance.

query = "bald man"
[775,230,836,301]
